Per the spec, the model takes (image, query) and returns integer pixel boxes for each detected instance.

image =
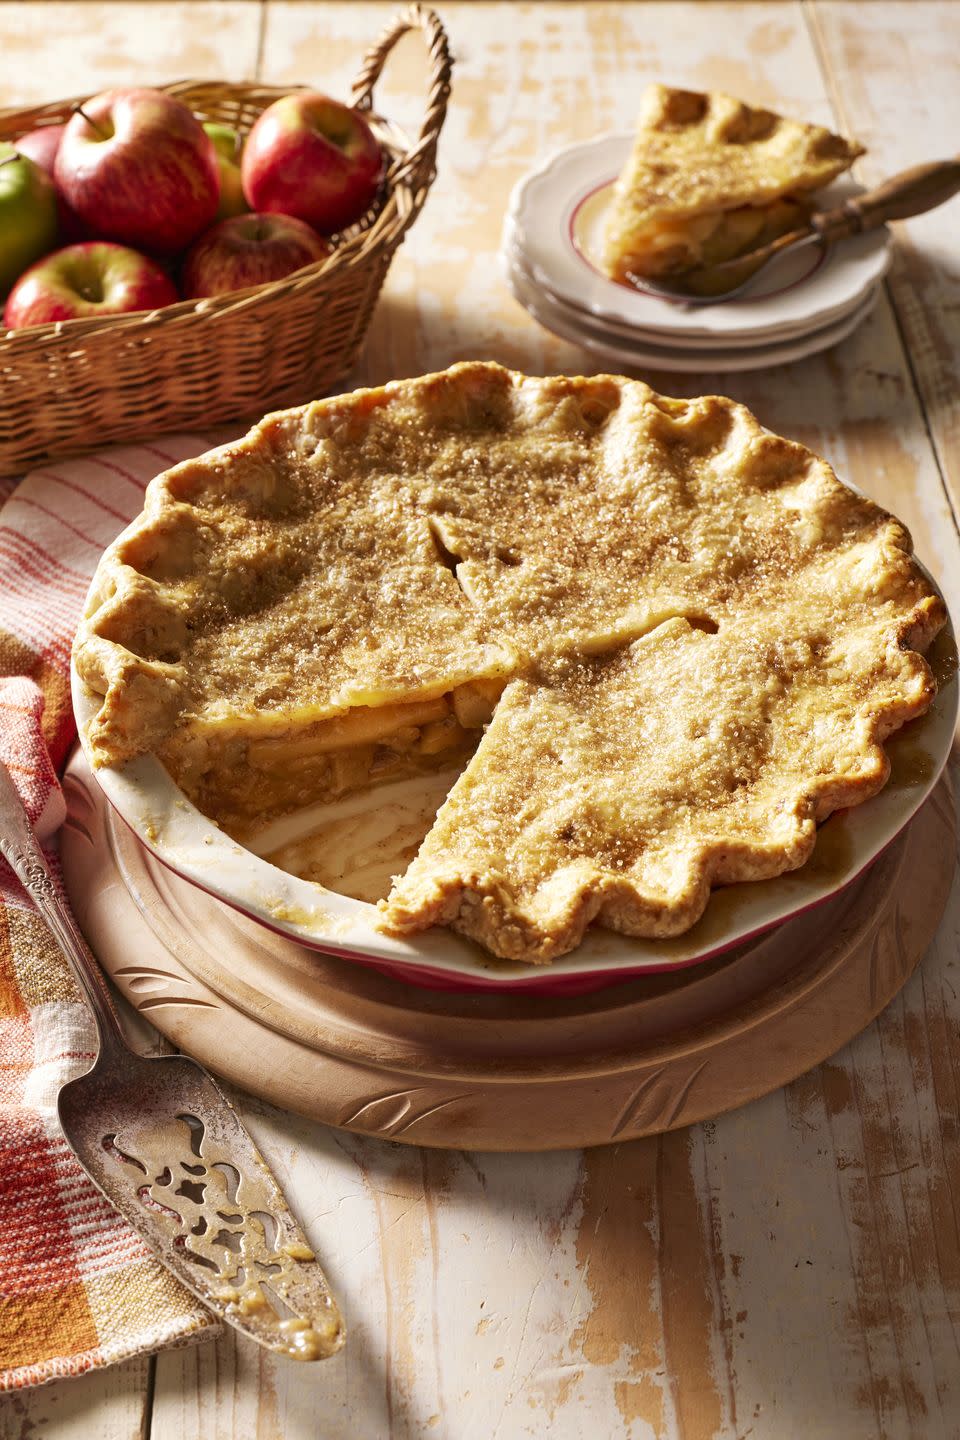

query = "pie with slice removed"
[602,85,864,284]
[74,362,944,962]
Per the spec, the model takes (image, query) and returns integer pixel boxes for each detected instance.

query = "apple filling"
[608,196,809,281]
[160,678,506,841]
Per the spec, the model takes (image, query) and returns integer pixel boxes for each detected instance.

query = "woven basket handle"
[351,3,453,192]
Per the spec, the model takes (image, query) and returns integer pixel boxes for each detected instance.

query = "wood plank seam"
[254,0,268,82]
[141,1354,156,1440]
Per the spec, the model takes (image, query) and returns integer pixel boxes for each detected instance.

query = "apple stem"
[73,103,110,140]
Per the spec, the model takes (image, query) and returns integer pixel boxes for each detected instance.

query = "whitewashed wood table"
[4,3,960,1437]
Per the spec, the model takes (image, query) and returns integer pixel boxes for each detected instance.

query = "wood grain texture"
[0,1356,151,1440]
[0,3,262,107]
[5,3,960,1437]
[810,1,960,552]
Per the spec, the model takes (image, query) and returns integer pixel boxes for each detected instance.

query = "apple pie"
[602,85,865,283]
[74,362,944,962]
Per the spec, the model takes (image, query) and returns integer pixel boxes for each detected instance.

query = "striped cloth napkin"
[0,436,233,1389]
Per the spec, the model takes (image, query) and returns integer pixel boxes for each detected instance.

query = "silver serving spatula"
[0,759,345,1361]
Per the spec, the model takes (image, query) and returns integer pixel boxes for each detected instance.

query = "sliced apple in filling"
[612,196,811,282]
[602,84,863,283]
[159,677,508,839]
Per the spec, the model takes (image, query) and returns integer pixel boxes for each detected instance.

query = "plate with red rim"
[503,247,879,373]
[502,223,878,351]
[70,607,957,995]
[505,132,891,343]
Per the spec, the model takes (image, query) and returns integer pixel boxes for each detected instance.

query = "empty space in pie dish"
[244,768,476,904]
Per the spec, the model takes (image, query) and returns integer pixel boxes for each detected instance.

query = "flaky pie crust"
[602,85,865,282]
[74,363,944,963]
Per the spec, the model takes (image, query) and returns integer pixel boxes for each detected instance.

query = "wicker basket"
[0,3,452,475]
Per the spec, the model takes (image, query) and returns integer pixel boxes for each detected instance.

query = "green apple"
[203,123,248,221]
[0,143,58,295]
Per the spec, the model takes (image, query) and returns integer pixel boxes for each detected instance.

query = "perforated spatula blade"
[57,1051,345,1359]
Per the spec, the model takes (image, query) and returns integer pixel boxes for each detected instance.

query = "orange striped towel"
[0,438,232,1388]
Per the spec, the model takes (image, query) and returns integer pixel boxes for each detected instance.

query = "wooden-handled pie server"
[632,157,960,302]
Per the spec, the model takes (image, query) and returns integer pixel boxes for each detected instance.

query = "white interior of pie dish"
[69,601,958,993]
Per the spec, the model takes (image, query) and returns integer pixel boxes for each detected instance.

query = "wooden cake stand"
[60,750,955,1152]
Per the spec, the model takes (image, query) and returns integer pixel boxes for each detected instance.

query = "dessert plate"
[504,251,878,373]
[503,227,876,350]
[506,133,891,342]
[70,607,957,993]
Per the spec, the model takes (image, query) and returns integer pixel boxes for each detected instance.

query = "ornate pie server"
[0,759,345,1361]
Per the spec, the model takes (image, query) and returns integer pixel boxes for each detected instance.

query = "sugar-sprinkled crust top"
[603,85,864,281]
[74,362,944,962]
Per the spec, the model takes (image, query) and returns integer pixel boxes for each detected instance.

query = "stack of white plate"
[501,133,892,373]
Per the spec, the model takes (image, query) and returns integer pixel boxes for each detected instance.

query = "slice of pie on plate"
[73,362,944,963]
[602,84,865,284]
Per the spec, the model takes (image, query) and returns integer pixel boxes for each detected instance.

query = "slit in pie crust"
[73,362,945,963]
[602,85,865,284]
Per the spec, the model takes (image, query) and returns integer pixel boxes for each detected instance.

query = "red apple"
[55,88,220,254]
[182,212,330,299]
[15,124,89,242]
[3,241,179,328]
[241,92,383,234]
[14,124,62,175]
